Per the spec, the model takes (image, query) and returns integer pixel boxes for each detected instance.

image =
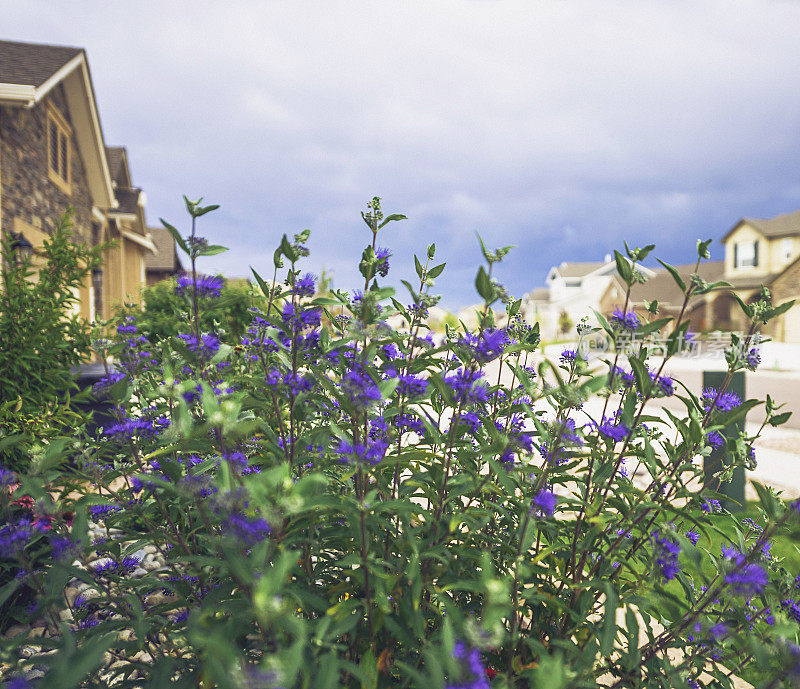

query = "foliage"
[2,197,800,688]
[0,210,101,472]
[117,276,260,343]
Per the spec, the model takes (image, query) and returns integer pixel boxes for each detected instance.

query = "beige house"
[601,209,800,341]
[145,225,183,285]
[0,39,158,319]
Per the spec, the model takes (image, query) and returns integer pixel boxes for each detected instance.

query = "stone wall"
[0,83,95,242]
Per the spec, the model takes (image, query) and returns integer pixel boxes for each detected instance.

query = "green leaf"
[414,254,424,280]
[769,411,792,427]
[427,262,446,279]
[194,203,220,217]
[281,234,298,263]
[600,582,618,656]
[197,244,228,256]
[656,259,686,292]
[427,243,436,259]
[697,238,712,259]
[160,218,189,255]
[378,213,407,229]
[43,632,115,689]
[475,266,494,302]
[732,292,753,318]
[615,250,632,284]
[250,267,272,298]
[628,355,652,397]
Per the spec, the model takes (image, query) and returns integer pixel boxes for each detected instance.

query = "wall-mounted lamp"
[9,232,34,264]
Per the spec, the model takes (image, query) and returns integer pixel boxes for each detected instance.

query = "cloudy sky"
[4,0,800,308]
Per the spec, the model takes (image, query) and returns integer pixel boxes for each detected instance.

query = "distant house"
[522,256,654,339]
[0,39,156,319]
[145,225,183,285]
[600,209,800,341]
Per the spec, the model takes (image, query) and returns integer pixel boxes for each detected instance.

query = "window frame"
[734,240,758,269]
[46,105,72,194]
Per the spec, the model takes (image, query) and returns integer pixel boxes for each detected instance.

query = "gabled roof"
[108,187,143,215]
[0,38,115,208]
[0,39,82,87]
[626,260,726,306]
[526,287,550,302]
[723,209,800,241]
[146,226,183,272]
[549,257,656,282]
[553,261,607,279]
[105,146,132,188]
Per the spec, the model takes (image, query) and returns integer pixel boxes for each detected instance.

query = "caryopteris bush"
[2,196,800,688]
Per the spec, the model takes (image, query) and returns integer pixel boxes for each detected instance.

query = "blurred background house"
[145,225,183,285]
[0,39,176,319]
[524,209,800,343]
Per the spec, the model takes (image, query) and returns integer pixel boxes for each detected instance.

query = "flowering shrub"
[2,197,800,688]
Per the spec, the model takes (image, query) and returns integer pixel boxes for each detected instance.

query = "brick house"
[0,39,158,319]
[145,225,183,285]
[599,209,800,341]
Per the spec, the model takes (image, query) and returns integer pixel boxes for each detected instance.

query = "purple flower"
[103,418,159,439]
[91,555,141,577]
[116,316,137,334]
[458,329,507,364]
[293,272,316,297]
[782,599,800,624]
[560,349,577,364]
[652,529,681,581]
[610,365,635,389]
[340,370,382,411]
[408,300,429,319]
[706,430,725,448]
[282,372,314,395]
[685,530,699,545]
[444,368,489,405]
[596,416,630,443]
[92,371,126,396]
[375,247,391,277]
[175,273,224,298]
[651,372,674,397]
[380,343,401,360]
[0,518,38,559]
[702,388,741,413]
[335,438,388,465]
[458,411,481,434]
[178,333,220,358]
[222,513,271,546]
[610,308,641,331]
[7,677,33,689]
[725,562,768,596]
[532,489,557,517]
[708,622,728,640]
[397,373,428,398]
[0,466,17,488]
[397,413,425,435]
[446,642,490,689]
[744,347,761,371]
[701,499,721,513]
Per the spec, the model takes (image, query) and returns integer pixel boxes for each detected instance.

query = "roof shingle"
[145,226,182,272]
[0,39,82,87]
[727,209,800,239]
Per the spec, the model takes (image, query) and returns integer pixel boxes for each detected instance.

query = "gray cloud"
[4,0,800,307]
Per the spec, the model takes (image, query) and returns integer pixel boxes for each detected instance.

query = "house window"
[734,240,759,269]
[47,108,71,193]
[782,238,794,263]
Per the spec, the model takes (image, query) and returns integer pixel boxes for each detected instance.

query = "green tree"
[0,210,102,409]
[118,277,262,342]
[558,308,573,335]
